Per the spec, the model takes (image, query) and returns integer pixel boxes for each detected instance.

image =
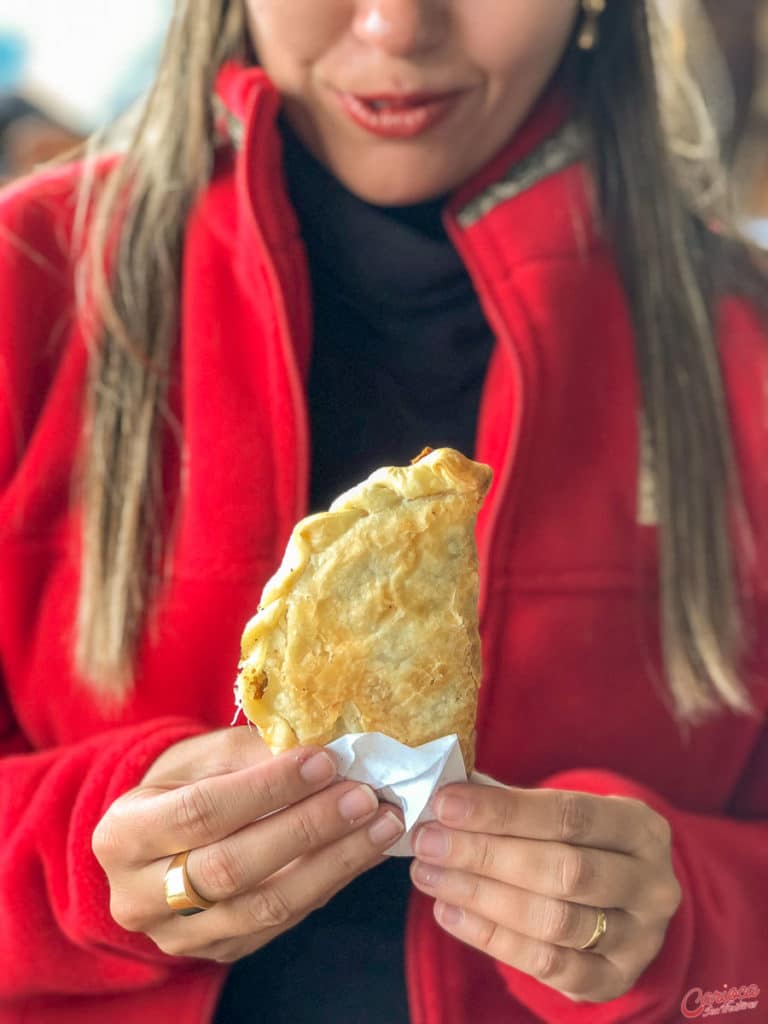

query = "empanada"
[234,447,492,771]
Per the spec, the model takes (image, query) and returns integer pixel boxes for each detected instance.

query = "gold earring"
[577,0,606,51]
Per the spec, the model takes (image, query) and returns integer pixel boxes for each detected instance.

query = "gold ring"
[164,851,216,917]
[577,908,608,951]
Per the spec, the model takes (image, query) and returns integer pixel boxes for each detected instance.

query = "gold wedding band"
[577,908,608,951]
[164,850,216,917]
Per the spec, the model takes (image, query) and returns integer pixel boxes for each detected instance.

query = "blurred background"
[0,0,766,240]
[0,0,171,179]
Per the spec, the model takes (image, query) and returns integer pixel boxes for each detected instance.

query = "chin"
[318,144,463,207]
[337,170,454,208]
[295,115,467,206]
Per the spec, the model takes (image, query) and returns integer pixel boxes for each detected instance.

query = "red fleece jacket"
[0,63,766,1024]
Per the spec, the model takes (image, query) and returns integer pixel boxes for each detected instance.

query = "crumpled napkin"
[326,732,468,856]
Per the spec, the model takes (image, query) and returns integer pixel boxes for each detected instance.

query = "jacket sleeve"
[493,740,768,1023]
[0,170,213,1000]
[0,694,209,1000]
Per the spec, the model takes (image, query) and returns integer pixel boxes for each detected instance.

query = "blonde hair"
[76,0,764,725]
[75,0,251,691]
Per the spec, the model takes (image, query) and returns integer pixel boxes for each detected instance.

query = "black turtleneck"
[278,120,496,513]
[213,121,494,1024]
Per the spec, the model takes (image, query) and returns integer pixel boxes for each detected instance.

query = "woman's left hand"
[410,781,682,1004]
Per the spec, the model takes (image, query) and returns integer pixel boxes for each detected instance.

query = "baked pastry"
[234,447,492,771]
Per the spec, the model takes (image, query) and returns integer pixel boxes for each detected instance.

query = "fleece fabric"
[0,61,766,1024]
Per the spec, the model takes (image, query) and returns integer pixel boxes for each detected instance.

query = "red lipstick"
[336,90,464,139]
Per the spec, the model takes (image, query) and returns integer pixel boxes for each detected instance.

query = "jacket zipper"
[241,92,311,528]
[261,245,311,526]
[444,221,526,629]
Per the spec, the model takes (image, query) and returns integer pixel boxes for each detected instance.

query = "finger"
[183,779,384,904]
[141,727,273,786]
[429,903,629,1003]
[410,861,633,957]
[103,745,340,865]
[413,825,649,910]
[119,779,385,925]
[147,806,406,960]
[434,783,665,858]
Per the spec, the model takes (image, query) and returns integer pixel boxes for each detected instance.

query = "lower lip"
[336,92,463,139]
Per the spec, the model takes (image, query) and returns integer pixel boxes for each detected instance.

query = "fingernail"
[437,794,470,823]
[437,903,464,927]
[368,810,405,845]
[338,784,378,822]
[412,861,444,888]
[299,751,337,784]
[414,825,450,859]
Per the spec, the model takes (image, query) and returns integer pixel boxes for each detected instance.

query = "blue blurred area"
[747,220,768,246]
[0,32,26,91]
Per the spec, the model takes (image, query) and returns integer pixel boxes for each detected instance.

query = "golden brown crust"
[234,448,492,770]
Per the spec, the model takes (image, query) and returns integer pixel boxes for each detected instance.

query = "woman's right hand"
[92,726,404,963]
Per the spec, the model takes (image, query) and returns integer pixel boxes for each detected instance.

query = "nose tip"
[353,0,446,57]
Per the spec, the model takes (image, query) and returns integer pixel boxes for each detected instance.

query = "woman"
[0,2,766,1022]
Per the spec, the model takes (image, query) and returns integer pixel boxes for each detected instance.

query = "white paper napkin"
[326,732,468,856]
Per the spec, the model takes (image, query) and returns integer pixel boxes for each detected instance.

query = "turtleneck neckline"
[278,115,476,313]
